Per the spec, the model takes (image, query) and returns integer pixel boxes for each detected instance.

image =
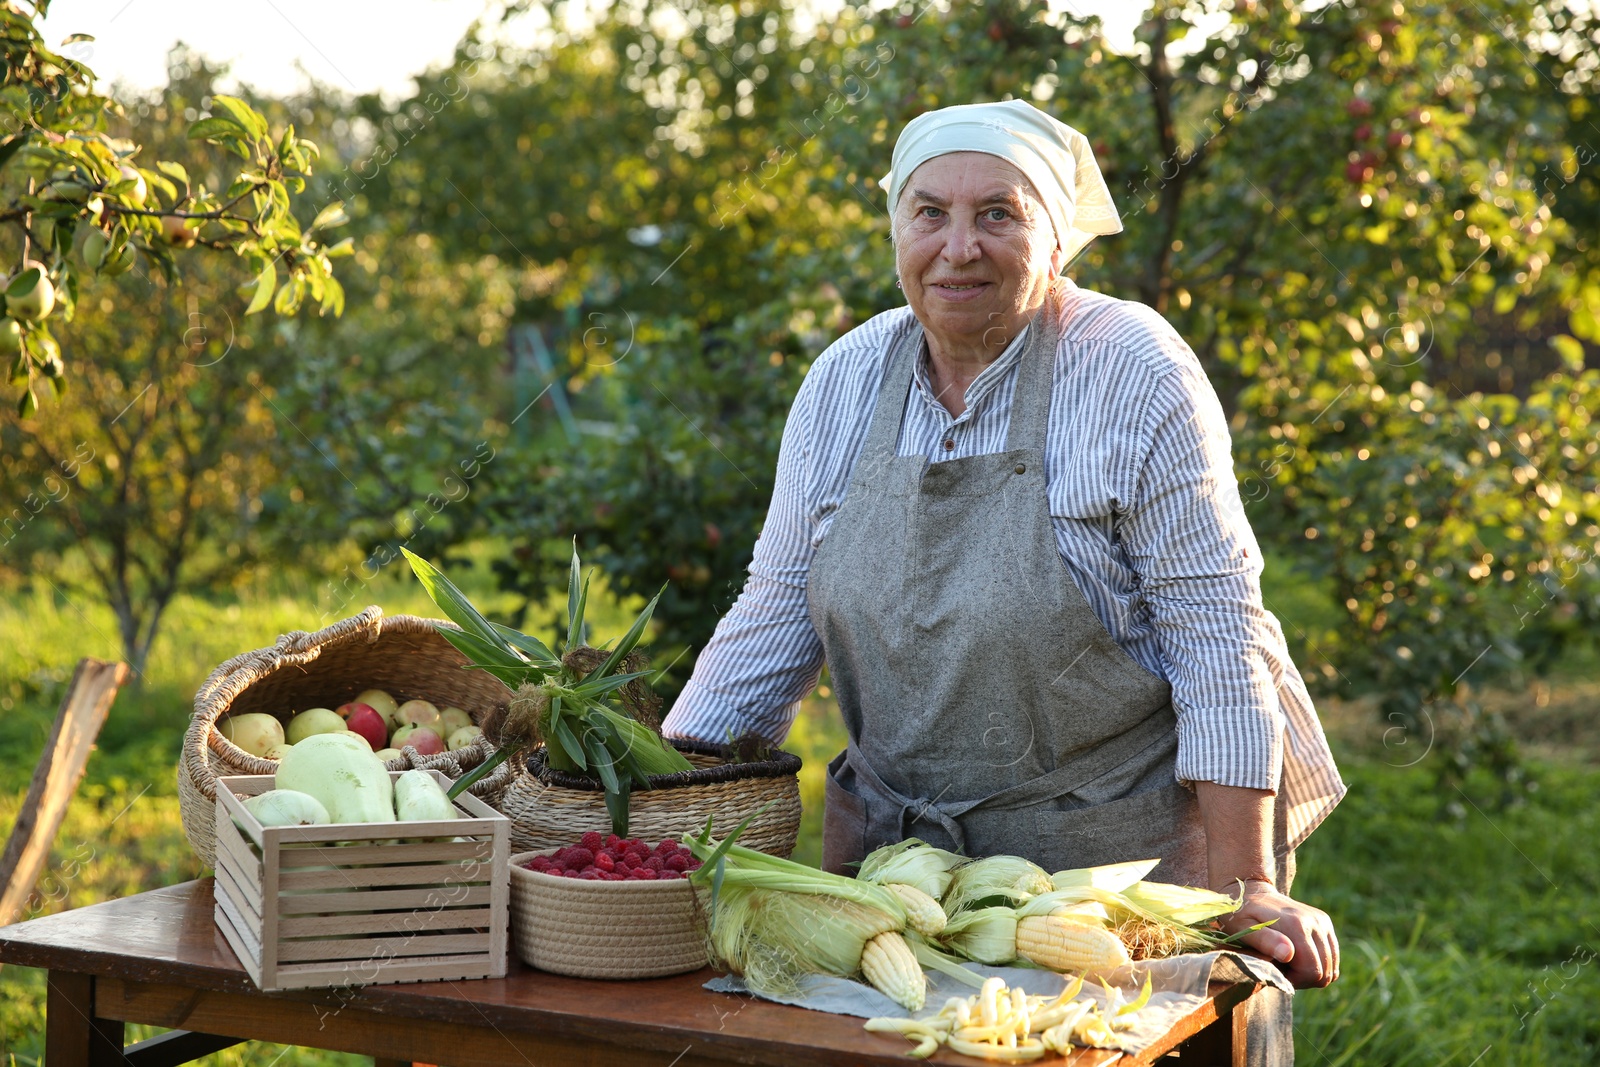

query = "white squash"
[238,789,330,829]
[394,770,457,823]
[275,732,395,824]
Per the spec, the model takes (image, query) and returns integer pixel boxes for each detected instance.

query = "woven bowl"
[500,739,803,857]
[507,848,709,980]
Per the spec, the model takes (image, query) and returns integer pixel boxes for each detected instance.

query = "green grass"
[3,560,1599,1064]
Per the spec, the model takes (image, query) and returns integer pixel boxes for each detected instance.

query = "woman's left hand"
[1218,879,1341,988]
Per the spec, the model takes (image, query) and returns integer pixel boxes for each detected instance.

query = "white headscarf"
[883,99,1122,270]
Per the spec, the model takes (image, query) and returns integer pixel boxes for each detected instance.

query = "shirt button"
[1014,463,1026,474]
[942,439,955,451]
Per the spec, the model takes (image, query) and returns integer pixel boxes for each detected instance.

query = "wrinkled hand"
[1219,880,1340,988]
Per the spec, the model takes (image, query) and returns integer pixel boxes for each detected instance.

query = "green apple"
[447,725,483,751]
[5,264,55,321]
[285,706,347,745]
[117,164,147,207]
[218,712,285,758]
[397,699,440,728]
[438,706,472,735]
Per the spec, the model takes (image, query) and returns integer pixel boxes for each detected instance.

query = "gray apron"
[808,283,1209,886]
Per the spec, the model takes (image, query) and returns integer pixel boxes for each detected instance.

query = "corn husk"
[943,855,1054,915]
[1120,880,1239,926]
[857,838,963,900]
[708,883,902,998]
[937,906,1019,965]
[1049,858,1159,893]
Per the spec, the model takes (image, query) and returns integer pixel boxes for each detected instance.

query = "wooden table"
[0,879,1265,1066]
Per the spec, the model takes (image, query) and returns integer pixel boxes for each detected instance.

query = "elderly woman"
[662,100,1344,990]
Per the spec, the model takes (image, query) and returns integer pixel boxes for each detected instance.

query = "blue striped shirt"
[662,278,1345,848]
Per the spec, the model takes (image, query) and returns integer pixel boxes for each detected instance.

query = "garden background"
[3,0,1600,1062]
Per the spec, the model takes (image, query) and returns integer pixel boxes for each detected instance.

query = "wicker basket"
[497,739,803,857]
[508,848,708,979]
[179,606,518,868]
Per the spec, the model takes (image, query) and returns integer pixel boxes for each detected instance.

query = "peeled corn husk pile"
[866,973,1153,1061]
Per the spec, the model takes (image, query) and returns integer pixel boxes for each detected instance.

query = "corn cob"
[1015,914,1131,974]
[861,930,926,1012]
[885,882,947,936]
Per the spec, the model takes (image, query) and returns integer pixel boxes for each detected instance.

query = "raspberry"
[631,867,658,880]
[658,869,683,880]
[657,839,680,854]
[526,856,553,871]
[551,846,571,862]
[643,854,665,872]
[684,857,702,871]
[594,851,616,872]
[580,831,604,852]
[563,868,582,878]
[605,834,623,850]
[564,847,595,870]
[624,838,648,853]
[580,869,604,880]
[619,850,641,869]
[664,853,691,872]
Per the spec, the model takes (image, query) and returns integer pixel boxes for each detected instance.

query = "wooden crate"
[213,770,509,991]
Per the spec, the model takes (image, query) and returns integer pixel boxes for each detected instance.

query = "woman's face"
[893,152,1062,357]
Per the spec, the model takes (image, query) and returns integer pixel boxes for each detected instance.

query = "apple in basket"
[392,724,445,755]
[218,712,285,758]
[345,705,388,751]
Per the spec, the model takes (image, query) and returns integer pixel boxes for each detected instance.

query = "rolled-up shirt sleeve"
[661,374,828,745]
[1119,360,1286,793]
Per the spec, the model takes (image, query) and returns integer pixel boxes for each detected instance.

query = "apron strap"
[843,705,1178,855]
[860,320,925,463]
[1003,281,1066,455]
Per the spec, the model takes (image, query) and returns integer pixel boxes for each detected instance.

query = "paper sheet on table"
[703,950,1291,1055]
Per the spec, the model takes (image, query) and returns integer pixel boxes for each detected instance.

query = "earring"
[895,279,902,289]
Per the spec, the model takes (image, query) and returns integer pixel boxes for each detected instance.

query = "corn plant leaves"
[432,627,530,692]
[489,621,558,669]
[590,583,667,681]
[568,669,652,701]
[402,547,517,659]
[552,713,586,772]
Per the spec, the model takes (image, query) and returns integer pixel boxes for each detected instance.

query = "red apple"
[346,706,388,750]
[399,727,445,756]
[1353,123,1373,141]
[336,700,377,721]
[1346,97,1374,118]
[1387,129,1412,149]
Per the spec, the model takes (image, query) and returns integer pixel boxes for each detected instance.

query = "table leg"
[46,971,125,1067]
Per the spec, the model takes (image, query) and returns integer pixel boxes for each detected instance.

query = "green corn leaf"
[432,628,533,691]
[567,572,591,654]
[604,774,631,837]
[591,583,667,680]
[402,548,517,658]
[552,712,587,771]
[587,736,621,796]
[490,622,559,667]
[446,743,516,800]
[565,543,582,651]
[568,669,653,701]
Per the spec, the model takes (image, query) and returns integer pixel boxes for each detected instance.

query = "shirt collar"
[911,323,1032,423]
